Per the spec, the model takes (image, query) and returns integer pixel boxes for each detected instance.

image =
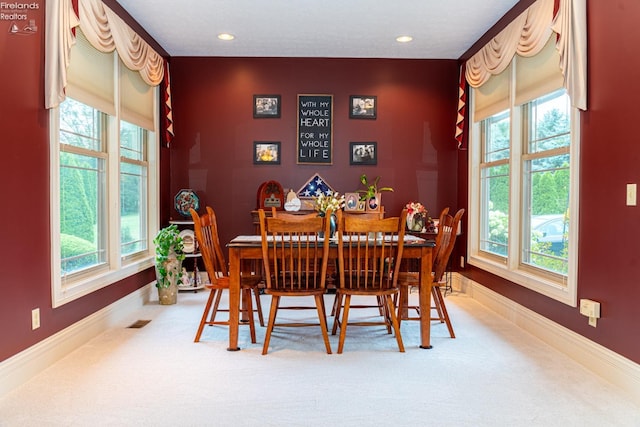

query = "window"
[50,30,158,307]
[59,99,108,276]
[521,92,571,277]
[469,41,579,306]
[120,121,149,258]
[479,111,510,258]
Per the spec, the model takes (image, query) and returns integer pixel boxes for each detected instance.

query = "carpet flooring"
[0,289,638,426]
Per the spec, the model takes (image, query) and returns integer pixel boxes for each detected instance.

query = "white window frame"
[120,121,150,259]
[468,79,580,307]
[49,74,159,309]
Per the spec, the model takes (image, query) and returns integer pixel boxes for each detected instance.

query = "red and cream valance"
[465,0,586,111]
[45,0,164,109]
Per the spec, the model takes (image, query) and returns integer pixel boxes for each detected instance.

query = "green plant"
[356,174,394,201]
[153,224,185,288]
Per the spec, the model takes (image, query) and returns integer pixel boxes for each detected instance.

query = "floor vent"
[128,320,151,329]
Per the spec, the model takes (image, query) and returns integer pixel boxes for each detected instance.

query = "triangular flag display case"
[296,173,336,198]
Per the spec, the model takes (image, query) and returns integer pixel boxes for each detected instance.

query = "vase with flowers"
[405,201,429,232]
[312,191,345,238]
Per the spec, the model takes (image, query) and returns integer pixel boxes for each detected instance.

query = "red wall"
[3,0,639,368]
[462,0,640,364]
[168,57,460,249]
[0,1,155,363]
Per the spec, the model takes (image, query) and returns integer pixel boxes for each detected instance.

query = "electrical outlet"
[31,308,40,330]
[626,183,637,206]
[460,256,465,268]
[579,299,600,328]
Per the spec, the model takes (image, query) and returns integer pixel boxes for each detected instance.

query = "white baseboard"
[0,284,153,399]
[452,273,640,405]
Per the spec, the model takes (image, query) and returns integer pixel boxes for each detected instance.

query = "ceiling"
[115,0,520,59]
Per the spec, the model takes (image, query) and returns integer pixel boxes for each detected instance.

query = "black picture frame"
[254,141,281,164]
[349,95,377,119]
[350,142,377,165]
[253,95,281,118]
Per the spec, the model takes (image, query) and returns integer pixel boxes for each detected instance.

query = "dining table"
[226,234,435,351]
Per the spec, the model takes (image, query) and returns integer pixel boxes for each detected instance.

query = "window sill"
[53,256,154,308]
[468,255,576,307]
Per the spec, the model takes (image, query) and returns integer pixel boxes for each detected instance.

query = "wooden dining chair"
[330,208,386,316]
[190,207,264,343]
[332,209,408,353]
[396,208,464,338]
[395,206,448,317]
[258,208,333,355]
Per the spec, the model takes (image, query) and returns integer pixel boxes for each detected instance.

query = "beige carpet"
[0,290,638,426]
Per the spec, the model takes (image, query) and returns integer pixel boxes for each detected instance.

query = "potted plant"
[153,224,185,305]
[356,174,394,211]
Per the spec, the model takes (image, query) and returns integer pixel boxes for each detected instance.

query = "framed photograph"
[253,95,281,118]
[254,141,281,165]
[350,142,377,165]
[349,95,377,119]
[344,193,361,211]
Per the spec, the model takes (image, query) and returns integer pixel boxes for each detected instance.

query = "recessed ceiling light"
[218,33,235,41]
[396,35,413,43]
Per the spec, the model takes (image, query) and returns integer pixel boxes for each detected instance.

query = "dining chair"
[332,209,408,353]
[330,208,386,316]
[258,208,333,355]
[190,207,264,343]
[395,207,448,318]
[270,206,318,220]
[396,208,464,338]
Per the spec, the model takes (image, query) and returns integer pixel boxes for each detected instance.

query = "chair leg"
[381,298,392,334]
[330,292,339,316]
[194,288,216,342]
[315,294,332,354]
[209,289,223,323]
[331,293,343,335]
[262,295,280,355]
[432,287,445,323]
[385,295,405,352]
[433,286,455,338]
[242,289,257,344]
[376,295,385,316]
[253,287,265,327]
[337,295,352,354]
[396,285,408,327]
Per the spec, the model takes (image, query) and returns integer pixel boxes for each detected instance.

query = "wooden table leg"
[419,247,433,349]
[227,247,241,351]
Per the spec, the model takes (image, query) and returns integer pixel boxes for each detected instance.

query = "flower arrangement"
[405,201,427,216]
[405,202,430,232]
[313,191,345,214]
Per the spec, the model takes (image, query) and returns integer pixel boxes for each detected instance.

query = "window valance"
[45,0,164,109]
[465,0,586,111]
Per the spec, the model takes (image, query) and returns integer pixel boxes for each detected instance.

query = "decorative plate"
[179,229,195,253]
[174,189,199,217]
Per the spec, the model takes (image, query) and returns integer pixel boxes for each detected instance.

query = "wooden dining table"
[226,235,435,351]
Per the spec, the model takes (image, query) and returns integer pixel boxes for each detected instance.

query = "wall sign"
[297,94,333,164]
